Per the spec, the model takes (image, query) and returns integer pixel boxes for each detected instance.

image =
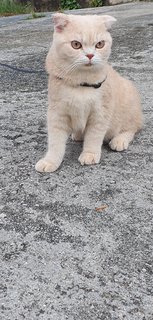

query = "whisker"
[56,60,79,78]
[56,59,83,79]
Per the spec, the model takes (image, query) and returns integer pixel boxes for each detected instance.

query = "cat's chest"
[63,86,102,131]
[62,86,101,111]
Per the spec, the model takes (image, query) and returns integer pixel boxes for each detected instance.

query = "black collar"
[80,77,106,89]
[56,76,107,89]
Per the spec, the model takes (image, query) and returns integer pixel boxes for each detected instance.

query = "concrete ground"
[0,2,153,320]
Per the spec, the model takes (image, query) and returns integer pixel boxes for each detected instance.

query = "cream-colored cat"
[35,13,143,172]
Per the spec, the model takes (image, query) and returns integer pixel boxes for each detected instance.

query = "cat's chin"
[81,63,101,72]
[84,63,93,67]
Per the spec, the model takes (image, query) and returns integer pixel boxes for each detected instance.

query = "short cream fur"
[35,13,143,172]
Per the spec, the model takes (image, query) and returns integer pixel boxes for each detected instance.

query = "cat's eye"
[71,41,82,49]
[95,41,105,49]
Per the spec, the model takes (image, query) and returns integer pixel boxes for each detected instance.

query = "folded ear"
[53,13,69,33]
[101,15,117,30]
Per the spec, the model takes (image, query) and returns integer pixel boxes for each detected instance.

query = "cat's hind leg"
[109,131,135,152]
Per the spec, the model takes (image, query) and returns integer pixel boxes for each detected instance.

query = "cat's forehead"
[66,14,107,31]
[68,23,107,45]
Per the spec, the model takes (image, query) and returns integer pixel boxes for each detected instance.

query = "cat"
[35,13,143,172]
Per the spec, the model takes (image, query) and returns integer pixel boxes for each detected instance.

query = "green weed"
[0,0,32,16]
[60,0,80,10]
[89,0,103,7]
[27,11,46,19]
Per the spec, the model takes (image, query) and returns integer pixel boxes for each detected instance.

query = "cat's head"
[47,13,116,77]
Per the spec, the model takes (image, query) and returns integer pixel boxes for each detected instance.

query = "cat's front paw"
[78,152,100,166]
[109,137,129,152]
[35,158,59,173]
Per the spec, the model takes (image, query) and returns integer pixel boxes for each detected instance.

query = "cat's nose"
[86,54,94,60]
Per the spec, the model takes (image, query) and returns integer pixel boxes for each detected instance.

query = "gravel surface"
[0,3,153,320]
